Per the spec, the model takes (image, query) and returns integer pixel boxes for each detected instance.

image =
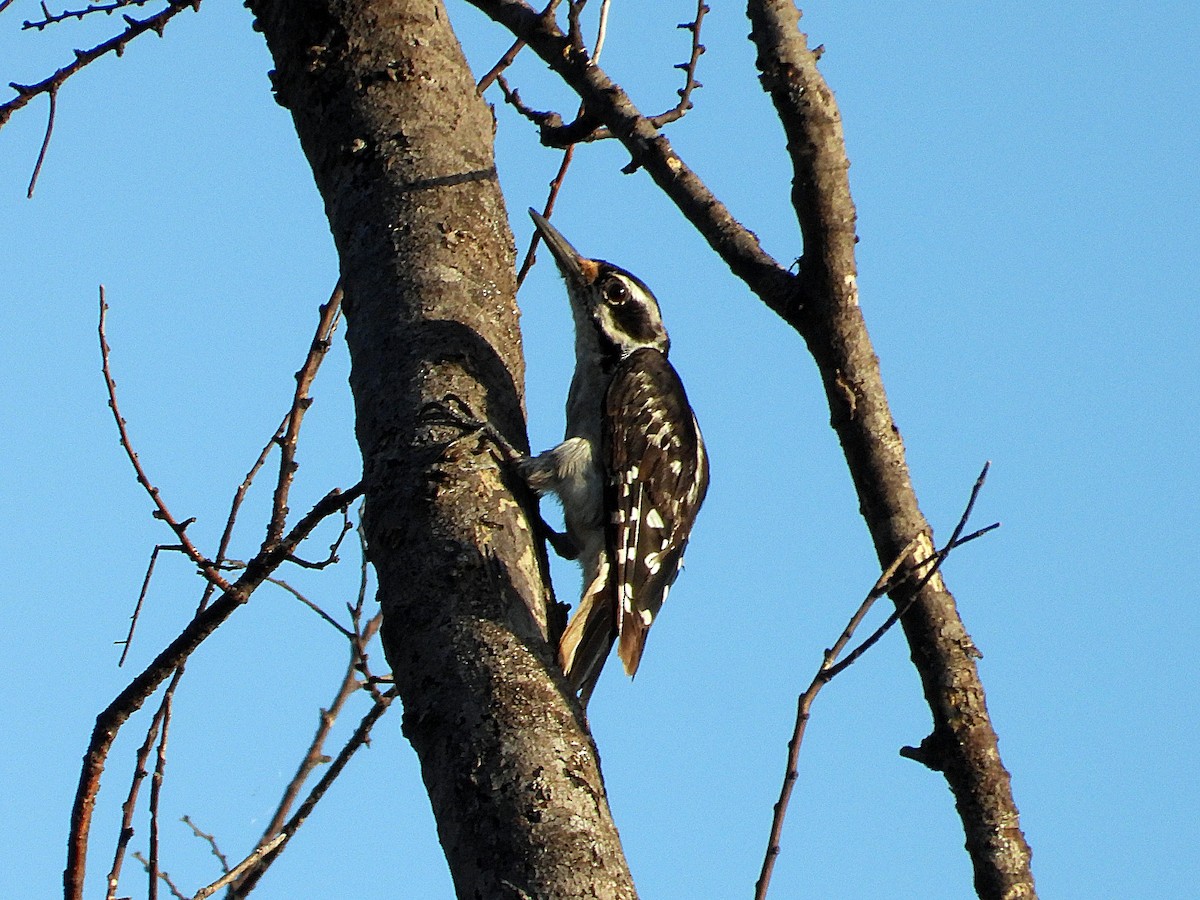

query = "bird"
[520,209,709,704]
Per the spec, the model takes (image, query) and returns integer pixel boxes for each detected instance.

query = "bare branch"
[113,292,344,661]
[515,146,576,287]
[486,2,707,148]
[117,543,180,667]
[1,1,202,131]
[99,287,231,592]
[146,688,174,900]
[201,413,285,609]
[223,687,397,899]
[266,284,343,543]
[756,465,998,899]
[824,464,996,680]
[191,834,285,900]
[181,816,229,875]
[264,576,355,639]
[105,694,167,900]
[285,501,354,569]
[475,0,562,92]
[132,852,188,900]
[255,612,383,848]
[467,0,793,307]
[66,482,364,900]
[651,1,708,129]
[511,0,612,287]
[22,0,157,30]
[25,86,56,197]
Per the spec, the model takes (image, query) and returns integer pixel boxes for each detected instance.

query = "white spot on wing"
[645,508,664,529]
[640,609,653,625]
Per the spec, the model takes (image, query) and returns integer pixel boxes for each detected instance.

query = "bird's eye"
[602,279,631,304]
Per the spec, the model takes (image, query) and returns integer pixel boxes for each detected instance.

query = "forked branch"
[468,2,1035,897]
[756,465,999,899]
[69,290,361,900]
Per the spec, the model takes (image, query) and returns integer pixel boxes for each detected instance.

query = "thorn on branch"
[23,1,160,33]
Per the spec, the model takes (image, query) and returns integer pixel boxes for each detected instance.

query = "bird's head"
[529,208,670,360]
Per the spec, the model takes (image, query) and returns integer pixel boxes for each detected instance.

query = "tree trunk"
[244,2,637,896]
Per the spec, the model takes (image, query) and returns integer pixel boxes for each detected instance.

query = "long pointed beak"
[529,208,590,284]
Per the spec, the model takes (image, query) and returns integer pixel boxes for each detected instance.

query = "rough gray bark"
[243,2,636,896]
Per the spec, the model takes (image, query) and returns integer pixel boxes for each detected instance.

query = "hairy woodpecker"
[521,209,708,704]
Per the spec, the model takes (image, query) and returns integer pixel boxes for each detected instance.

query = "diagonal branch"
[1,1,202,130]
[99,286,231,592]
[219,686,397,899]
[743,6,1036,897]
[757,465,999,898]
[470,2,1035,897]
[65,481,364,900]
[266,284,343,542]
[466,0,795,311]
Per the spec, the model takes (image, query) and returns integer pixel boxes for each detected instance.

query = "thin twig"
[513,0,609,287]
[254,612,383,847]
[116,290,343,664]
[181,816,229,875]
[466,0,791,307]
[490,1,706,148]
[25,86,56,197]
[476,1,563,92]
[99,286,231,592]
[66,483,364,900]
[118,543,181,667]
[222,688,398,899]
[146,686,174,900]
[191,833,285,900]
[650,1,709,130]
[79,287,351,900]
[265,576,355,639]
[132,852,187,900]
[516,145,576,287]
[754,464,998,900]
[199,411,286,611]
[266,284,343,543]
[105,697,167,900]
[477,36,525,93]
[286,503,354,569]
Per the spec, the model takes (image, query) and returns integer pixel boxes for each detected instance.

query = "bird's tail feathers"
[558,561,616,706]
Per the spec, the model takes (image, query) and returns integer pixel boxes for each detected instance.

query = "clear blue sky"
[3,3,1197,898]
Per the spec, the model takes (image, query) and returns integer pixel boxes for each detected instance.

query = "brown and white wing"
[605,348,709,677]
